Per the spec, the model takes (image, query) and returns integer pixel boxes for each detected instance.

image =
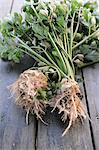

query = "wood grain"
[12,0,24,13]
[0,58,36,150]
[0,0,13,18]
[0,0,36,149]
[83,64,99,150]
[0,0,98,149]
[37,72,93,150]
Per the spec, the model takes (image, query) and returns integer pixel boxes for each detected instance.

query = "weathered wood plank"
[0,58,36,150]
[83,64,99,150]
[12,0,24,13]
[37,73,93,150]
[0,0,13,18]
[0,0,36,149]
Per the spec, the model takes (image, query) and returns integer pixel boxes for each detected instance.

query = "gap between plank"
[35,118,38,150]
[81,69,96,150]
[10,0,14,13]
[9,1,38,149]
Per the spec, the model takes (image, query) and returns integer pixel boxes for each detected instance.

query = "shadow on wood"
[37,106,93,150]
[0,56,36,150]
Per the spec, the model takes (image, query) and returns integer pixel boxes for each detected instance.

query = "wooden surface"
[83,64,99,150]
[0,58,36,150]
[0,0,13,18]
[0,1,36,150]
[37,74,93,150]
[0,0,99,150]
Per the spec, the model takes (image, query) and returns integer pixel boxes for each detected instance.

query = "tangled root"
[10,69,48,124]
[51,78,86,136]
[10,69,87,135]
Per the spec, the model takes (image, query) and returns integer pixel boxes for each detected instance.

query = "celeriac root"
[10,69,48,123]
[51,78,86,136]
[10,69,87,135]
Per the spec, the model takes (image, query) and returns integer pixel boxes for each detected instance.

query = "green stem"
[41,48,68,78]
[30,2,46,28]
[52,33,75,73]
[64,34,67,52]
[16,37,51,65]
[48,32,67,74]
[70,12,75,57]
[79,60,99,68]
[30,2,40,20]
[62,51,74,80]
[73,9,81,39]
[66,31,70,54]
[72,29,99,50]
[19,48,44,63]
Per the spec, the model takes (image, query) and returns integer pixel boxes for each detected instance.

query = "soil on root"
[10,69,87,135]
[50,78,87,136]
[10,69,48,123]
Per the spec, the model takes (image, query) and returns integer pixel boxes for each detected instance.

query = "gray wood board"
[0,0,96,149]
[0,0,13,18]
[0,58,36,150]
[37,72,93,150]
[0,0,36,149]
[83,64,99,150]
[12,0,24,13]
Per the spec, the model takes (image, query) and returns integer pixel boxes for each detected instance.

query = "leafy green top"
[0,0,99,79]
